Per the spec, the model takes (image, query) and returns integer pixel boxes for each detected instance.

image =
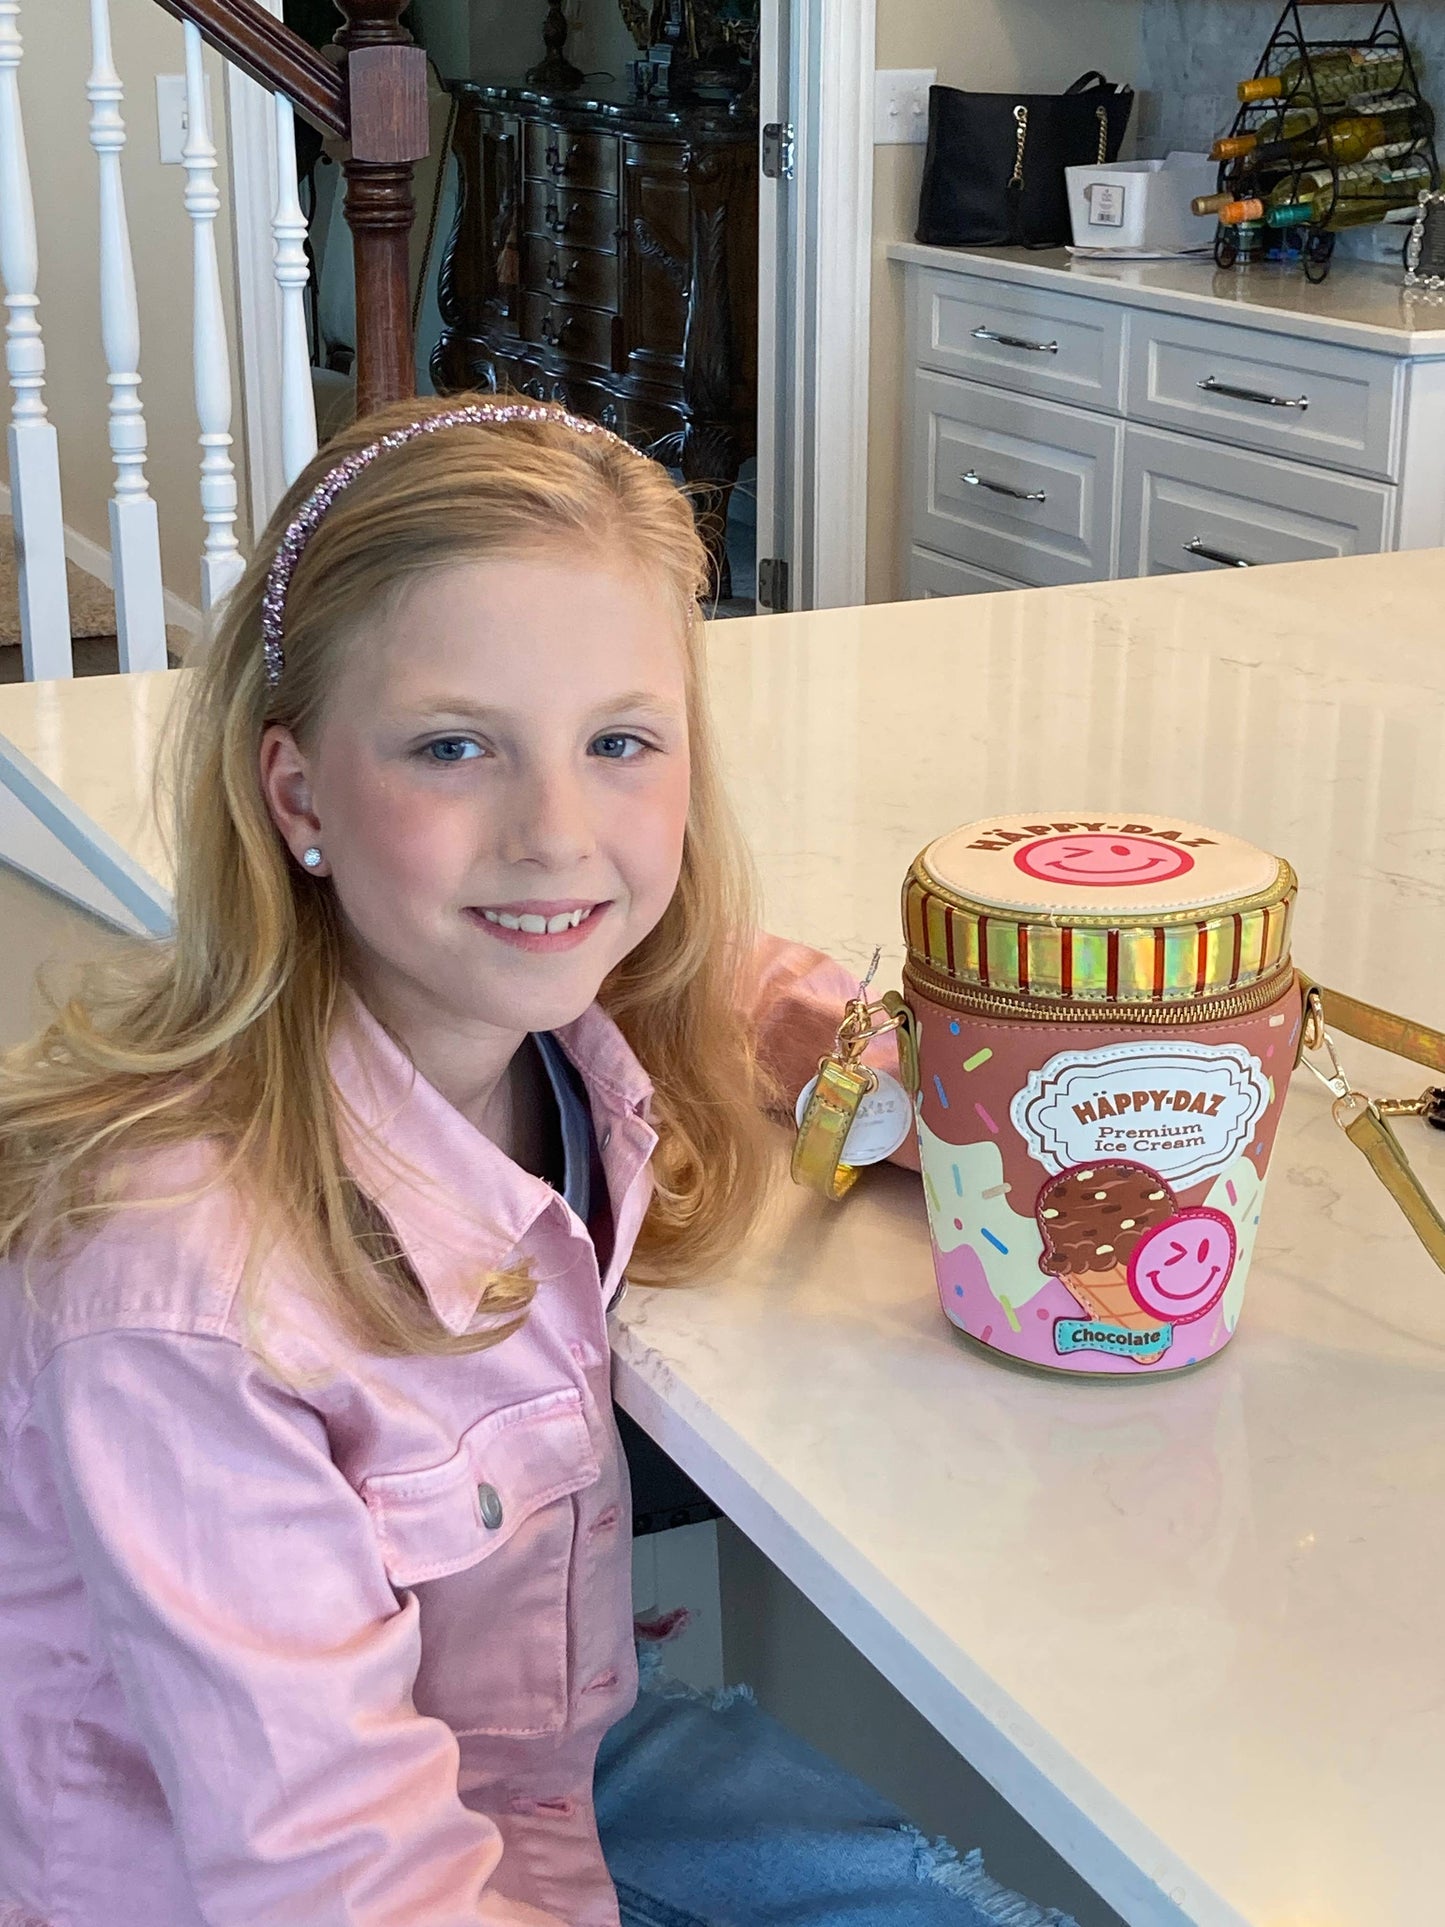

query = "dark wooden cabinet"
[432,81,758,593]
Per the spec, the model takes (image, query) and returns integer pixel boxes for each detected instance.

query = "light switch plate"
[874,67,935,145]
[155,71,212,165]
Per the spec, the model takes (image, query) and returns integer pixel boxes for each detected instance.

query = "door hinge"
[761,122,795,181]
[757,557,790,612]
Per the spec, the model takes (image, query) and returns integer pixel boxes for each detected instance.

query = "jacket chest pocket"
[361,1388,600,1737]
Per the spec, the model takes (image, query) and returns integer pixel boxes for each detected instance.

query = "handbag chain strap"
[1008,100,1107,191]
[1299,976,1445,1273]
[1009,104,1028,188]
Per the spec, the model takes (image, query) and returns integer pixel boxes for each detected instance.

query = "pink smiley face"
[1013,833,1195,888]
[1127,1208,1236,1326]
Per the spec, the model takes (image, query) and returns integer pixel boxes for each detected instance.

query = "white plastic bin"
[1066,153,1218,252]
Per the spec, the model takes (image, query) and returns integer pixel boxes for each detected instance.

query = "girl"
[0,400,1049,1927]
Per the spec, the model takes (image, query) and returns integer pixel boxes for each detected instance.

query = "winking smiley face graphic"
[1126,1208,1236,1325]
[1013,832,1196,888]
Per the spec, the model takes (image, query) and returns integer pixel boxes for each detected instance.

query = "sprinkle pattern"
[261,401,625,689]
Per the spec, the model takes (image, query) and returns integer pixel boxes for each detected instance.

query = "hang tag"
[794,1067,913,1166]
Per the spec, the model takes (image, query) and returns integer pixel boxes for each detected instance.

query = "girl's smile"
[467,899,610,949]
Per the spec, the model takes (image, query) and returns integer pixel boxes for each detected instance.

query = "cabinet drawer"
[909,546,1028,599]
[523,181,620,254]
[521,236,619,312]
[911,268,1124,411]
[912,370,1119,587]
[520,293,618,375]
[524,121,618,195]
[1121,424,1393,576]
[1125,312,1402,481]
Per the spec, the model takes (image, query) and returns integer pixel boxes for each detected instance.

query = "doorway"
[235,0,875,616]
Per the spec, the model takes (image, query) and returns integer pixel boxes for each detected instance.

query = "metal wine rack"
[1212,0,1439,282]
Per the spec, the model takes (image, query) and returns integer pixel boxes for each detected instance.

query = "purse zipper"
[902,955,1296,1025]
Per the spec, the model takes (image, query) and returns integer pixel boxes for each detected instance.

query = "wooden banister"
[151,0,346,135]
[153,0,428,413]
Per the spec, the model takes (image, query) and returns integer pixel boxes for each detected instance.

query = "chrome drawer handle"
[1184,537,1252,569]
[962,469,1046,503]
[972,325,1058,354]
[1197,375,1308,411]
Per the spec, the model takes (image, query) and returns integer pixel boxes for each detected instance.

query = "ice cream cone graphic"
[1035,1160,1179,1360]
[1056,1261,1160,1333]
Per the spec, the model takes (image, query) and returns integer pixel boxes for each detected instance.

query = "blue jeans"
[595,1661,1079,1927]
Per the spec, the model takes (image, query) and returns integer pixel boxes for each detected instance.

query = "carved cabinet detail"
[434,81,759,594]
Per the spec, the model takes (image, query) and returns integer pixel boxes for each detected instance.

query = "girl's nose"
[499,763,597,870]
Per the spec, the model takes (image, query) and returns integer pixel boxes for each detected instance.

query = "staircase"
[0,0,428,681]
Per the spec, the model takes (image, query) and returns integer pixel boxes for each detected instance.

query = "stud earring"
[301,846,323,870]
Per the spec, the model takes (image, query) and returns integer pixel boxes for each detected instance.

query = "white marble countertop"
[5,550,1445,1924]
[615,550,1445,1927]
[888,241,1445,356]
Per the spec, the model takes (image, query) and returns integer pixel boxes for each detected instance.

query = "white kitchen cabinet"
[914,371,1120,587]
[892,244,1445,596]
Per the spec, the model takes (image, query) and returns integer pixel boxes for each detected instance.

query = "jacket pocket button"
[477,1482,504,1530]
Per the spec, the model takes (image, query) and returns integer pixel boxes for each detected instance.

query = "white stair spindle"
[0,0,71,680]
[88,0,166,673]
[273,92,316,487]
[181,21,243,612]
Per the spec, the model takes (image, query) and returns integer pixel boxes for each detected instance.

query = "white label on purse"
[794,1069,914,1166]
[1011,1041,1269,1189]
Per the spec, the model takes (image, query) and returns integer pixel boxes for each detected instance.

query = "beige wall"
[21,0,246,615]
[867,0,1144,603]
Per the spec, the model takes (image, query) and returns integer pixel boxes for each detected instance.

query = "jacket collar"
[326,988,653,1335]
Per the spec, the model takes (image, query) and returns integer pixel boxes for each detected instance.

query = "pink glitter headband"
[261,400,625,689]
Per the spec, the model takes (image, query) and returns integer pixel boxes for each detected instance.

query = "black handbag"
[916,72,1135,250]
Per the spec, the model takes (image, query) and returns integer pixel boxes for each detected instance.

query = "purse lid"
[903,812,1296,1005]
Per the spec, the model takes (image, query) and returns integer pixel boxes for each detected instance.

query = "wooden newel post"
[333,0,428,416]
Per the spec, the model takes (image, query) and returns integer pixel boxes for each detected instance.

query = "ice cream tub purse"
[791,814,1445,1377]
[890,814,1309,1374]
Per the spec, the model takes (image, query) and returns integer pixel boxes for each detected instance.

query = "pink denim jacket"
[0,938,900,1927]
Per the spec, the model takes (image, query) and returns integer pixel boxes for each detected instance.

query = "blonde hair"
[0,397,775,1356]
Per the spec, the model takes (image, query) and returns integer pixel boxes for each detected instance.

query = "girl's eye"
[424,737,482,764]
[590,732,648,761]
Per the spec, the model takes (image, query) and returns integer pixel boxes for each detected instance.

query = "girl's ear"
[259,724,324,868]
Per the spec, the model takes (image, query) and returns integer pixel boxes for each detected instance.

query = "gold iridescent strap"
[791,949,903,1202]
[1298,974,1445,1275]
[791,1058,879,1200]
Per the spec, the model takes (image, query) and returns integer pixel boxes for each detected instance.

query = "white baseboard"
[0,483,204,637]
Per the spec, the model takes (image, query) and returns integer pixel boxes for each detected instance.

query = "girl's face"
[260,555,692,1047]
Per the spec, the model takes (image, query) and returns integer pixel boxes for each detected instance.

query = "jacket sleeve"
[745,931,920,1173]
[30,1328,565,1927]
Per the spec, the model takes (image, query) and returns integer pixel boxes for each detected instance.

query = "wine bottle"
[1193,173,1290,217]
[1228,219,1267,264]
[1239,46,1407,105]
[1212,110,1317,163]
[1212,91,1417,162]
[1219,154,1431,226]
[1249,100,1432,168]
[1263,154,1433,227]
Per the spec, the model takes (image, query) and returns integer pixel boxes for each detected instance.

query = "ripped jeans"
[594,1654,1079,1927]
